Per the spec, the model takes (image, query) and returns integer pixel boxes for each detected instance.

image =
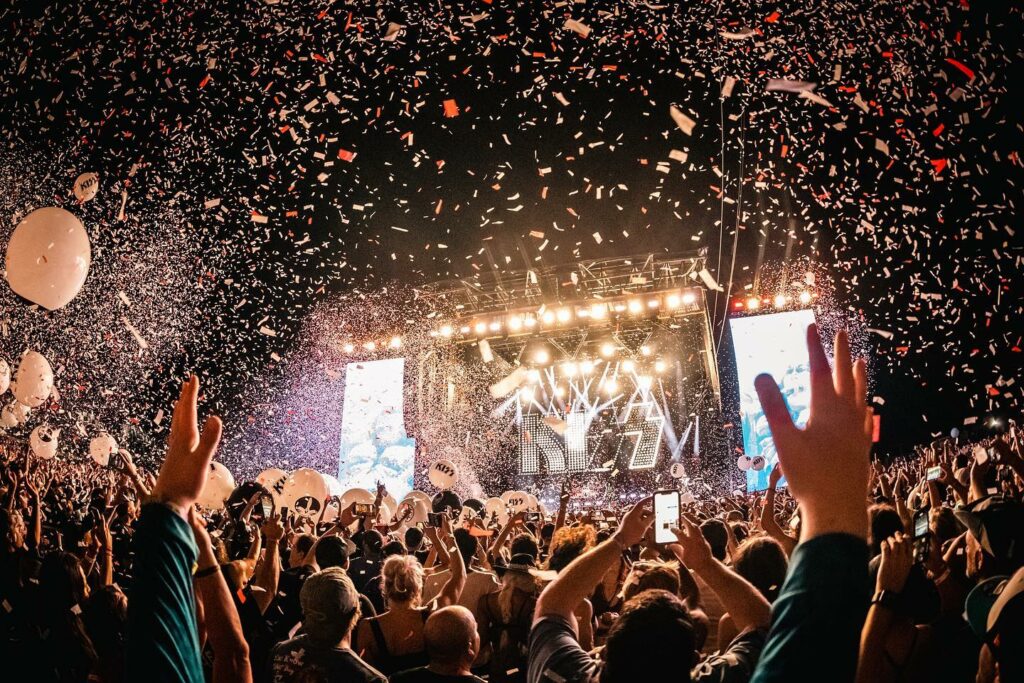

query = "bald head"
[424,606,479,671]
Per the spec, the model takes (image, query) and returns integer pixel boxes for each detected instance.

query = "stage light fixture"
[654,359,667,373]
[562,362,578,376]
[508,315,523,331]
[600,342,616,358]
[474,321,487,334]
[603,378,618,393]
[460,325,471,334]
[556,307,572,323]
[640,345,652,356]
[521,387,535,403]
[343,343,355,353]
[627,299,643,314]
[524,316,537,328]
[590,303,607,319]
[647,298,660,309]
[798,291,812,304]
[638,375,653,390]
[580,360,595,374]
[733,301,744,310]
[622,359,636,373]
[613,303,626,313]
[682,291,697,305]
[440,325,453,338]
[533,349,550,364]
[527,369,541,383]
[555,385,566,398]
[665,293,681,309]
[541,310,555,325]
[746,297,761,310]
[363,341,377,351]
[488,321,502,332]
[773,294,787,308]
[389,336,402,349]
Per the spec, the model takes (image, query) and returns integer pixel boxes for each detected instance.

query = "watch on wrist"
[871,589,902,610]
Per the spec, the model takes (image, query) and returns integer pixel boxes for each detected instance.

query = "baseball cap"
[954,496,1024,566]
[964,566,1024,678]
[299,567,360,642]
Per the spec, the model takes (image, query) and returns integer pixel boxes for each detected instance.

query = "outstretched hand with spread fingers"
[150,376,223,519]
[754,325,872,541]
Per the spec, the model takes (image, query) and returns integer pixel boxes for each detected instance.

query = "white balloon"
[680,491,696,505]
[751,455,767,471]
[89,433,118,467]
[73,173,100,203]
[0,360,10,396]
[6,207,91,310]
[398,497,429,524]
[30,424,60,460]
[322,473,346,497]
[339,487,375,509]
[12,351,53,408]
[281,468,330,508]
[737,455,753,471]
[198,462,236,509]
[506,491,530,513]
[524,493,539,510]
[428,459,458,490]
[483,496,509,526]
[256,467,289,504]
[0,400,30,428]
[669,463,686,479]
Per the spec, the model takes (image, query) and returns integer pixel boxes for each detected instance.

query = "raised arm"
[669,516,770,632]
[189,508,252,683]
[252,513,283,615]
[535,498,653,625]
[431,516,466,608]
[750,326,872,683]
[127,376,223,683]
[760,467,797,557]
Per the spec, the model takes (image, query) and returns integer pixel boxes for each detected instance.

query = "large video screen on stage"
[730,309,815,491]
[338,358,415,500]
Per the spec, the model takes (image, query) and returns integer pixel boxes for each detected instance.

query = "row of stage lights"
[335,289,812,356]
[518,348,669,403]
[733,290,814,311]
[430,289,702,340]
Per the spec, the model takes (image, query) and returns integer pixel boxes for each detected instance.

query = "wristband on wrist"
[194,564,221,579]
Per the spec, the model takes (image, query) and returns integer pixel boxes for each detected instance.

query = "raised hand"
[668,515,714,573]
[611,497,654,548]
[261,512,284,544]
[754,325,872,540]
[150,376,223,518]
[876,533,913,594]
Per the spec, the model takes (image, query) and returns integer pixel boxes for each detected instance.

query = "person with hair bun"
[356,519,466,676]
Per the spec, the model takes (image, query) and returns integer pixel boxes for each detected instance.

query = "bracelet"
[194,564,221,579]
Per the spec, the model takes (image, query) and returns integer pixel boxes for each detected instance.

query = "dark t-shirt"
[527,615,766,683]
[390,667,485,683]
[348,557,381,594]
[270,634,386,683]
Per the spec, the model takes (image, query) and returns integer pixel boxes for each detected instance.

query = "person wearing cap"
[269,566,386,683]
[954,495,1024,582]
[965,566,1024,682]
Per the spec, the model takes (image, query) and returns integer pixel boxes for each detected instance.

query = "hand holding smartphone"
[653,490,681,545]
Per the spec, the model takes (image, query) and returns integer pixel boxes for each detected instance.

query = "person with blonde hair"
[356,523,465,676]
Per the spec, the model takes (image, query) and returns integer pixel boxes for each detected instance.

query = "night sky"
[0,1,1021,475]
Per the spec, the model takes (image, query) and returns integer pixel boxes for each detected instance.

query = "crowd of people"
[2,325,1023,683]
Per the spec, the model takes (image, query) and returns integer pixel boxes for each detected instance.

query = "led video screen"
[338,358,415,500]
[729,309,815,491]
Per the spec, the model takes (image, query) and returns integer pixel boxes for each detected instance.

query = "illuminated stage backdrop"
[729,309,815,491]
[338,358,416,500]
